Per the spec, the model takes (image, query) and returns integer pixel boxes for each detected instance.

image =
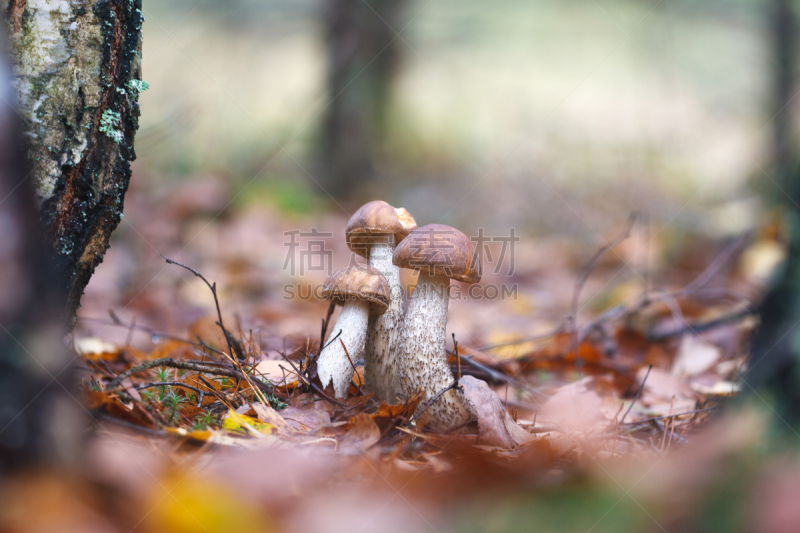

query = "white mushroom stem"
[399,270,472,431]
[317,299,369,398]
[365,242,404,403]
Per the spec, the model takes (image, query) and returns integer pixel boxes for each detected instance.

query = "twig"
[278,352,347,408]
[320,329,343,353]
[452,333,461,380]
[340,339,362,390]
[649,305,754,341]
[477,329,561,352]
[679,232,753,296]
[320,302,336,348]
[105,357,273,394]
[408,382,460,425]
[162,256,241,360]
[569,213,638,354]
[619,406,717,426]
[620,364,651,424]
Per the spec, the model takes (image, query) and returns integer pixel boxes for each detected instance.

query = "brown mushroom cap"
[346,201,418,257]
[322,264,390,315]
[392,224,481,284]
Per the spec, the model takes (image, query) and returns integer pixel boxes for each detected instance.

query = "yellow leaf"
[222,409,276,437]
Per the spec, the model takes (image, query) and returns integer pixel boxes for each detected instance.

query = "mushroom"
[393,224,481,431]
[316,264,390,398]
[346,201,418,403]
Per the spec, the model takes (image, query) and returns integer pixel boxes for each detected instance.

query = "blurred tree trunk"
[321,0,408,199]
[2,0,144,327]
[748,0,800,425]
[770,0,796,178]
[0,37,82,472]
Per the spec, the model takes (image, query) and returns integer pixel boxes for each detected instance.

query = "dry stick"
[106,357,273,394]
[278,352,347,408]
[569,212,638,354]
[679,231,753,296]
[620,364,652,424]
[319,329,343,354]
[320,302,336,349]
[339,338,363,390]
[452,333,462,380]
[407,382,460,425]
[161,257,275,407]
[649,305,754,341]
[162,256,240,361]
[619,406,717,426]
[478,329,562,352]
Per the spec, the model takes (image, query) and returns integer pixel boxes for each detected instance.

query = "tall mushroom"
[346,201,417,403]
[317,265,390,398]
[393,224,481,431]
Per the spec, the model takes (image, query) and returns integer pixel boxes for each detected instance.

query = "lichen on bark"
[2,0,144,326]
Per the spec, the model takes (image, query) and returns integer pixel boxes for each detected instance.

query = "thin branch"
[569,213,638,354]
[679,232,753,296]
[649,305,754,341]
[278,352,347,408]
[320,302,336,349]
[618,406,718,426]
[620,364,651,424]
[105,357,273,394]
[162,256,239,360]
[408,382,460,425]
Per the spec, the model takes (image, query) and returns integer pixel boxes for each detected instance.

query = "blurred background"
[135,0,790,231]
[79,0,796,347]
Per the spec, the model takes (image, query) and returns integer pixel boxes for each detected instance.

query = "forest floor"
[6,176,795,533]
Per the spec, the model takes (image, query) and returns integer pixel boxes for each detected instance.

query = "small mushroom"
[317,265,390,398]
[346,201,418,403]
[393,224,481,431]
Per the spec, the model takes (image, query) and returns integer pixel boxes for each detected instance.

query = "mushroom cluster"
[315,202,482,433]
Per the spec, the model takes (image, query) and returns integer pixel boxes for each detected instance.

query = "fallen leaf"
[340,413,380,453]
[255,360,300,388]
[690,379,741,395]
[461,376,533,448]
[538,376,605,430]
[222,409,276,437]
[672,335,721,377]
[280,407,331,433]
[183,373,221,406]
[251,403,292,433]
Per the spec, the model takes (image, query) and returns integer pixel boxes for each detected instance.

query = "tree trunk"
[0,35,81,472]
[2,0,144,327]
[770,0,796,179]
[747,0,800,426]
[321,0,408,199]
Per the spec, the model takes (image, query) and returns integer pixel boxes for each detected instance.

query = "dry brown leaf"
[340,413,380,453]
[188,315,235,351]
[252,402,292,433]
[280,407,331,433]
[461,376,533,448]
[638,367,692,401]
[255,360,300,388]
[672,335,721,377]
[538,376,605,431]
[183,373,222,406]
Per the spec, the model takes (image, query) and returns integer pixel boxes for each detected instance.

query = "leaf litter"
[24,196,783,532]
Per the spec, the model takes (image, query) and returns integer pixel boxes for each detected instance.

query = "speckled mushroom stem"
[399,271,472,431]
[317,299,369,398]
[365,242,404,403]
